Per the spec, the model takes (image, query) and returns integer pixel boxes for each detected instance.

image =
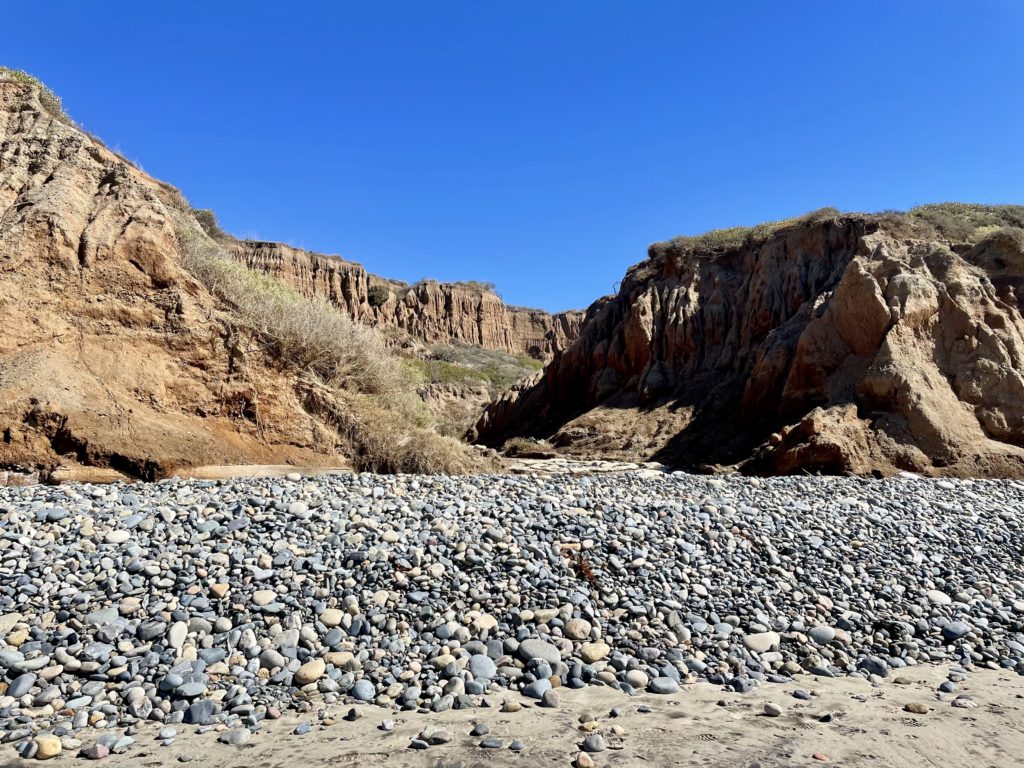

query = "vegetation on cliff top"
[651,203,1024,261]
[0,67,66,122]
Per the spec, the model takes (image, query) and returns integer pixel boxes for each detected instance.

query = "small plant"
[192,208,227,240]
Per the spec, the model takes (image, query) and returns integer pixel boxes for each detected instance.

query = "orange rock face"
[230,241,582,359]
[0,82,356,476]
[472,217,1024,477]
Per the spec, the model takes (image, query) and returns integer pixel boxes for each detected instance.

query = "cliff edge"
[472,207,1024,477]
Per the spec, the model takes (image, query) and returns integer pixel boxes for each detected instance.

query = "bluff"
[0,77,467,479]
[230,240,582,359]
[472,207,1024,477]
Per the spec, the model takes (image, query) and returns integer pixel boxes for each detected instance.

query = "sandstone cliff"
[0,79,468,479]
[229,240,582,359]
[472,208,1024,477]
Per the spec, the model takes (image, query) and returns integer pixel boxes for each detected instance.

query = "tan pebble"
[6,629,28,647]
[319,609,343,628]
[501,701,522,713]
[34,734,62,759]
[812,754,829,762]
[294,658,326,686]
[210,583,230,599]
[576,754,596,768]
[904,703,930,714]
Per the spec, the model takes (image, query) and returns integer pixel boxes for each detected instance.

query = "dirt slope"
[472,211,1024,477]
[0,80,461,479]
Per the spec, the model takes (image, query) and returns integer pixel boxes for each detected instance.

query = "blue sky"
[4,2,1023,311]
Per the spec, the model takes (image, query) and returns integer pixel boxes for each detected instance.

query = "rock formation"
[472,210,1024,477]
[0,79,465,479]
[230,240,582,359]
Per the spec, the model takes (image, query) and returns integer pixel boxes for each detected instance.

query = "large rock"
[473,212,1024,478]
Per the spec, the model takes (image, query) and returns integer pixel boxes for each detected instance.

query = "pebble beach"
[2,469,1024,764]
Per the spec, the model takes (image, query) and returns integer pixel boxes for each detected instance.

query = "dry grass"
[654,207,842,256]
[174,213,473,474]
[501,436,557,458]
[651,204,1024,264]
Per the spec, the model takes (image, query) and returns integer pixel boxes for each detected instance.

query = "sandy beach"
[5,665,1020,767]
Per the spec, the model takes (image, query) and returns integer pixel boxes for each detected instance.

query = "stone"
[295,658,326,685]
[34,735,62,760]
[580,642,610,663]
[743,632,780,653]
[518,639,561,664]
[564,618,592,640]
[469,654,497,680]
[648,677,679,694]
[582,734,605,753]
[319,609,343,627]
[80,744,110,760]
[352,680,375,701]
[904,703,930,714]
[808,626,836,645]
[218,729,251,745]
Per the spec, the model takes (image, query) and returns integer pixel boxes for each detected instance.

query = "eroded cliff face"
[0,82,362,477]
[230,240,582,358]
[472,217,1024,477]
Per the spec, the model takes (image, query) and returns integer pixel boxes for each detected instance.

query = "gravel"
[1,470,1023,750]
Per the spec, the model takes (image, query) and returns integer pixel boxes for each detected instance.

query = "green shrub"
[367,284,391,307]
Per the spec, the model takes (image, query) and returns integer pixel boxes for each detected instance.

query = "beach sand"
[8,664,1022,767]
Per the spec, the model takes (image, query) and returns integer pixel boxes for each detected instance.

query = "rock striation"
[473,212,1024,477]
[230,240,582,359]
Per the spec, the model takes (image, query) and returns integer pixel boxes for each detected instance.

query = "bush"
[192,208,227,240]
[173,213,472,474]
[367,284,391,307]
[0,67,67,123]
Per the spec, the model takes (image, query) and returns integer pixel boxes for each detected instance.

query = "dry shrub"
[652,207,842,258]
[174,213,473,474]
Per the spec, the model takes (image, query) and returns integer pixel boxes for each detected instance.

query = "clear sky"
[4,2,1023,311]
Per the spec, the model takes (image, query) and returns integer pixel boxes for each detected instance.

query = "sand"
[10,665,1023,767]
